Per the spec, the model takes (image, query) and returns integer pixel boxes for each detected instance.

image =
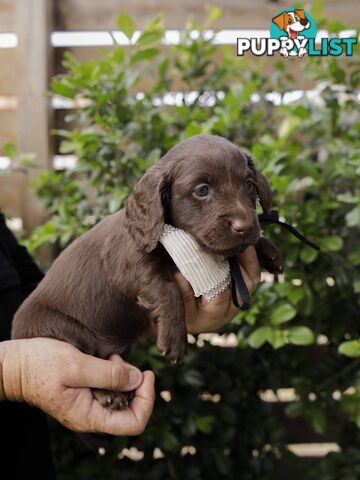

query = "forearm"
[0,341,7,400]
[0,340,22,402]
[0,337,155,435]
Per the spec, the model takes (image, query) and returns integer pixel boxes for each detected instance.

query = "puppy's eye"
[288,18,293,24]
[245,178,255,193]
[193,184,209,198]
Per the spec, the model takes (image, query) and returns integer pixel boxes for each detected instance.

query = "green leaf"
[183,122,203,138]
[51,79,75,99]
[285,402,303,418]
[287,176,316,193]
[319,236,343,252]
[354,280,360,294]
[310,408,326,434]
[338,340,360,358]
[329,61,345,83]
[269,329,287,349]
[59,140,77,154]
[345,207,360,228]
[300,248,318,264]
[2,142,17,158]
[111,46,125,64]
[278,116,301,139]
[205,5,223,24]
[337,193,359,204]
[161,431,179,451]
[214,449,232,475]
[195,415,215,434]
[130,48,160,65]
[143,15,163,32]
[270,303,297,325]
[248,326,271,348]
[117,13,136,39]
[136,30,163,49]
[288,327,315,346]
[341,391,360,428]
[349,245,360,266]
[288,287,305,305]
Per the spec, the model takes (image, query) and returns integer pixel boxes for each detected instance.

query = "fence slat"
[15,0,54,233]
[0,49,16,95]
[54,0,360,30]
[0,109,16,152]
[0,171,27,218]
[0,0,14,32]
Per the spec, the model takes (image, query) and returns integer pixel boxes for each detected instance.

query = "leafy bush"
[28,5,359,480]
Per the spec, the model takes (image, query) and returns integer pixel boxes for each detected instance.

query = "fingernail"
[129,369,141,385]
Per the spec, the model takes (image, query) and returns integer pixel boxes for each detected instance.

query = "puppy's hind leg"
[92,388,135,410]
[91,342,136,410]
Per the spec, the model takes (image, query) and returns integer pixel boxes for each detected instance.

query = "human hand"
[174,246,261,333]
[0,338,155,435]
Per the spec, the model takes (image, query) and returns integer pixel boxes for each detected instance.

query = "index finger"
[67,353,143,391]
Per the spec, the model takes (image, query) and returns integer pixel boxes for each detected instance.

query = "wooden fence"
[0,0,358,230]
[0,1,358,475]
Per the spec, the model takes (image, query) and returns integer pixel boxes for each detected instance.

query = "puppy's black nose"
[230,219,252,236]
[300,19,308,26]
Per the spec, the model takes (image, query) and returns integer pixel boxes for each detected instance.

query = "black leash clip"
[228,210,320,310]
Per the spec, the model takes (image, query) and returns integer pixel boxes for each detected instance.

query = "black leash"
[257,210,320,251]
[228,210,320,310]
[229,255,251,310]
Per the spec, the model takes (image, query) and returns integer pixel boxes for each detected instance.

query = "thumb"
[66,352,143,392]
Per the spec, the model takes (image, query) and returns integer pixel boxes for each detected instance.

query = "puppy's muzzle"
[230,218,255,237]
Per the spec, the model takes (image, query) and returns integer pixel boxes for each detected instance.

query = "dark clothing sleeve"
[0,212,44,298]
[0,213,56,480]
[0,212,44,341]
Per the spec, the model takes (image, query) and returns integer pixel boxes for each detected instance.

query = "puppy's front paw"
[92,388,135,410]
[256,237,284,275]
[156,325,187,364]
[263,253,284,275]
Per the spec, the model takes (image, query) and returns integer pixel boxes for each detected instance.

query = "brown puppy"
[12,135,283,409]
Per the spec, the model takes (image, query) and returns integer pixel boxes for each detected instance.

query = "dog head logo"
[272,9,310,39]
[270,8,317,57]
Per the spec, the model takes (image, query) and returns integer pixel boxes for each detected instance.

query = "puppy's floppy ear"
[294,9,306,20]
[125,163,171,252]
[244,153,272,212]
[272,12,288,31]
